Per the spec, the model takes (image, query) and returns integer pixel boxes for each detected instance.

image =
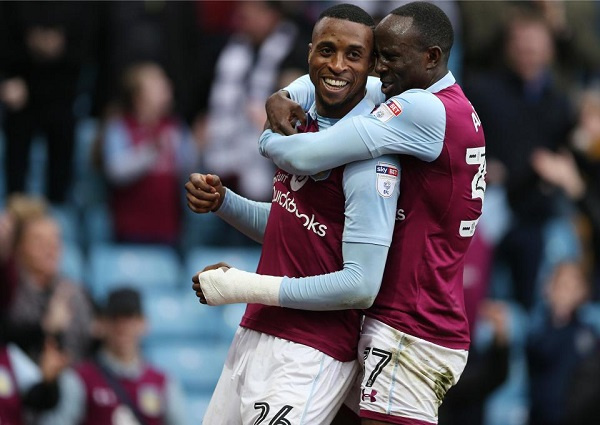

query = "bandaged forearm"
[198,268,282,306]
[215,190,270,243]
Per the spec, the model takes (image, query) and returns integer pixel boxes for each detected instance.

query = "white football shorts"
[202,327,359,425]
[353,317,468,424]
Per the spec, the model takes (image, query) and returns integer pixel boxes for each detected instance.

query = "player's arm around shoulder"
[352,89,445,162]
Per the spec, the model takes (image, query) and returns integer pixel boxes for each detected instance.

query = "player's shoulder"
[374,90,444,126]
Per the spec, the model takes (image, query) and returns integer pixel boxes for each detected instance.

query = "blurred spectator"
[0,1,96,203]
[464,8,577,310]
[0,194,94,364]
[97,62,200,246]
[439,300,511,425]
[90,1,203,124]
[38,287,187,425]
[459,1,600,91]
[525,261,599,425]
[0,339,69,425]
[567,335,600,425]
[532,88,600,298]
[197,0,308,204]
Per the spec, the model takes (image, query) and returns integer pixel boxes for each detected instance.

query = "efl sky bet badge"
[376,162,399,198]
[372,98,402,122]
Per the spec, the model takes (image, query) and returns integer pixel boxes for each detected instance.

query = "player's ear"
[425,45,442,70]
[307,42,313,64]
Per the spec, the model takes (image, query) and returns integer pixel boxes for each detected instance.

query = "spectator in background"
[459,1,600,91]
[0,339,69,425]
[532,88,600,299]
[39,287,187,425]
[98,62,200,246]
[0,1,95,204]
[525,261,599,425]
[464,8,577,310]
[438,300,511,425]
[90,2,202,123]
[0,194,94,364]
[197,0,308,205]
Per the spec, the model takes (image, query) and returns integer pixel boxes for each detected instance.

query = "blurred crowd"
[1,1,600,425]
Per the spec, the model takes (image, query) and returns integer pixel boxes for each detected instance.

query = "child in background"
[100,62,200,246]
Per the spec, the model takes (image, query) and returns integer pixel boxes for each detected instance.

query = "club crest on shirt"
[376,162,399,198]
[0,367,15,397]
[372,98,402,122]
[290,174,309,191]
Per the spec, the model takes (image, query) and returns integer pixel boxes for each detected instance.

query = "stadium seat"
[145,340,230,393]
[82,203,113,247]
[87,243,181,300]
[60,241,85,284]
[142,288,224,342]
[220,304,247,343]
[50,204,80,244]
[185,246,262,281]
[185,391,212,425]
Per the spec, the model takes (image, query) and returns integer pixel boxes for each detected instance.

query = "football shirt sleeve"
[214,189,271,243]
[259,89,445,175]
[278,155,400,310]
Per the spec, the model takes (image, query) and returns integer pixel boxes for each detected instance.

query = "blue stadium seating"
[219,304,247,343]
[82,204,113,247]
[142,288,225,342]
[60,241,85,284]
[185,246,262,282]
[50,204,80,244]
[87,243,181,300]
[185,391,212,425]
[144,340,230,393]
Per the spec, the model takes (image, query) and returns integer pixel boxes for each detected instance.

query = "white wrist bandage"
[198,268,282,306]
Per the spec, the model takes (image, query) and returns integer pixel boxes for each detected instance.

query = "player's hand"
[266,90,306,135]
[192,262,231,304]
[185,173,226,213]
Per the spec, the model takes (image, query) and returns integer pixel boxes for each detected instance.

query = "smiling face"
[308,17,374,119]
[374,15,432,99]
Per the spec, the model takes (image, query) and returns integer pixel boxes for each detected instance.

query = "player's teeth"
[324,78,348,87]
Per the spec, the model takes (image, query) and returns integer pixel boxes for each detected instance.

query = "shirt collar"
[427,71,456,94]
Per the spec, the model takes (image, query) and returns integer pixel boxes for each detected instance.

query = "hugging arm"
[195,155,400,310]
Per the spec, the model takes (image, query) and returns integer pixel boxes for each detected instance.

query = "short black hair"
[104,287,143,318]
[390,2,454,56]
[317,3,375,28]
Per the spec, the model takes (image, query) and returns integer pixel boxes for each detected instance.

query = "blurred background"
[1,1,600,424]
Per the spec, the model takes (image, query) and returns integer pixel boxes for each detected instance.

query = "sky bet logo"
[376,162,399,198]
[376,165,398,176]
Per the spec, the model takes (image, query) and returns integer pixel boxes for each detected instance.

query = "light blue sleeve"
[7,343,41,393]
[259,90,445,175]
[283,74,314,110]
[36,368,85,425]
[284,75,384,111]
[279,155,400,310]
[214,189,271,244]
[163,377,188,425]
[103,119,159,185]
